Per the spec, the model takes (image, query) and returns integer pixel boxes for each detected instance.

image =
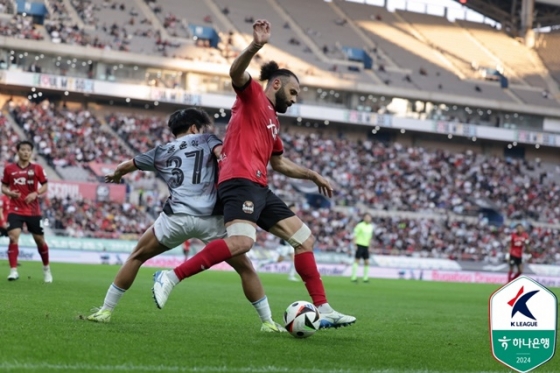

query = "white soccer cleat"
[43,267,53,283]
[319,309,356,329]
[288,276,299,282]
[7,269,19,281]
[152,270,175,309]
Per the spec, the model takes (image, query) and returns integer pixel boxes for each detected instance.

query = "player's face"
[517,225,524,234]
[274,77,300,113]
[17,144,33,161]
[364,214,372,223]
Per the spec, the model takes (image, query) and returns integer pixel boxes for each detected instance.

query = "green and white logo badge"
[490,276,557,373]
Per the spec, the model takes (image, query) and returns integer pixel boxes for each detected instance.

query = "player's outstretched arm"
[270,154,333,198]
[105,160,138,184]
[230,19,271,87]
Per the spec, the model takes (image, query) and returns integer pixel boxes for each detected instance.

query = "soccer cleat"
[288,276,299,282]
[260,321,287,333]
[319,310,356,329]
[351,278,358,283]
[7,269,19,281]
[152,270,175,309]
[87,308,112,323]
[43,267,53,283]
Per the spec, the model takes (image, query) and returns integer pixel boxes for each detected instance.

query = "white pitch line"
[1,362,553,373]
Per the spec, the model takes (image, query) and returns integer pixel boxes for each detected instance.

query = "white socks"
[101,283,126,312]
[252,296,273,323]
[317,303,333,314]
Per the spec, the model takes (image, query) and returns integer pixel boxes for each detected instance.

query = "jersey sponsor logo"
[267,119,278,140]
[13,177,26,185]
[256,170,262,178]
[28,170,34,176]
[242,201,254,214]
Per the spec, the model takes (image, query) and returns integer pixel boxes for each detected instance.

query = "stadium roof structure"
[455,0,560,30]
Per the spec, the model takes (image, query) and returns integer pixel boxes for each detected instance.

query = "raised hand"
[253,19,271,46]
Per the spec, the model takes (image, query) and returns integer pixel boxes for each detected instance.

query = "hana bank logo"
[508,286,539,327]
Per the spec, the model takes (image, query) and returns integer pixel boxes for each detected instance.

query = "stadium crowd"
[4,107,560,264]
[9,101,132,169]
[276,132,560,223]
[42,196,154,239]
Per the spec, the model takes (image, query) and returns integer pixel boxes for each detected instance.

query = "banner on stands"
[47,180,126,203]
[34,74,94,93]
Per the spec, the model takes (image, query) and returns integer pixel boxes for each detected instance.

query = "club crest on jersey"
[242,201,254,214]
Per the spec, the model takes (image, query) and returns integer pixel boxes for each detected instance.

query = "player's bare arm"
[24,182,48,204]
[270,154,333,198]
[1,184,21,199]
[105,160,138,184]
[213,145,223,159]
[230,19,271,87]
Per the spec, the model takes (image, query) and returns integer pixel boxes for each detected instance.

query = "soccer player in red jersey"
[1,141,52,282]
[152,20,355,328]
[508,224,529,282]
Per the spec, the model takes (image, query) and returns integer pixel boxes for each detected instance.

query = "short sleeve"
[272,135,284,156]
[206,134,223,153]
[36,165,48,184]
[233,77,261,102]
[133,148,158,172]
[1,167,10,186]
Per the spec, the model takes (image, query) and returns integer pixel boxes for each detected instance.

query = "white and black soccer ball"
[283,301,321,338]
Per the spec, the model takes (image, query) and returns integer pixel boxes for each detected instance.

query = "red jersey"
[1,162,47,216]
[218,78,284,186]
[510,232,529,258]
[0,194,10,225]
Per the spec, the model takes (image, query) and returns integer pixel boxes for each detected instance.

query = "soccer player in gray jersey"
[87,108,284,332]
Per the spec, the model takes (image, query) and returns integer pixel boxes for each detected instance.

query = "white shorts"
[153,213,227,249]
[276,244,294,257]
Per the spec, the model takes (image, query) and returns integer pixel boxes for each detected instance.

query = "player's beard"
[274,88,290,113]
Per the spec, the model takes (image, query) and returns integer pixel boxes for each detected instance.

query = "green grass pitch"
[1,261,558,373]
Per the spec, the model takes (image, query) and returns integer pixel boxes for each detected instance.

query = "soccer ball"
[283,301,321,338]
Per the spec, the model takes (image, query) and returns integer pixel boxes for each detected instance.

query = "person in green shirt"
[351,213,375,283]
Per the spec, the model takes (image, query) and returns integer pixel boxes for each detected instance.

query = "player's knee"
[226,222,255,254]
[225,236,253,254]
[8,233,18,244]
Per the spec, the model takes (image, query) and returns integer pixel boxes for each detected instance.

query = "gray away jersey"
[133,133,222,216]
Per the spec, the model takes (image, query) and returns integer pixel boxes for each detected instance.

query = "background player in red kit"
[1,140,52,282]
[153,19,355,328]
[508,224,529,282]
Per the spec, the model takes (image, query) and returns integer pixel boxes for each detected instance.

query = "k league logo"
[489,276,557,373]
[508,286,539,327]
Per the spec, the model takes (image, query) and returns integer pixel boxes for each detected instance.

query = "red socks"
[8,243,18,269]
[512,271,522,280]
[39,243,49,266]
[173,239,232,281]
[507,271,512,282]
[295,251,327,307]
